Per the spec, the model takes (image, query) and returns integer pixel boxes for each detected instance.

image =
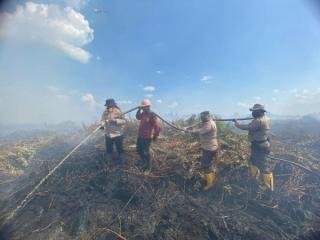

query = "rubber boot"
[204,172,216,191]
[262,172,274,192]
[248,165,261,199]
[250,165,260,180]
[258,172,277,208]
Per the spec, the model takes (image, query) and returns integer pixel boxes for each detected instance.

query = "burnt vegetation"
[0,117,320,240]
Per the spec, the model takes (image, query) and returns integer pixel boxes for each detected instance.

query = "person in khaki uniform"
[233,104,273,193]
[100,99,126,166]
[188,111,218,190]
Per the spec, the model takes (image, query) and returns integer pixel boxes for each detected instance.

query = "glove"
[152,136,158,142]
[99,126,104,130]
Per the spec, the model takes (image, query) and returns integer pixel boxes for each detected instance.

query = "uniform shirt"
[100,108,126,138]
[235,116,271,143]
[192,119,218,151]
[136,110,161,139]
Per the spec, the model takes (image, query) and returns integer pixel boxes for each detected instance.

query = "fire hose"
[5,107,305,226]
[3,106,140,224]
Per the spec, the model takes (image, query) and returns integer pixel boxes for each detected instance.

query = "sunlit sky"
[1,0,320,124]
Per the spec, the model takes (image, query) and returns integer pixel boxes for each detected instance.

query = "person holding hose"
[100,99,126,166]
[136,99,161,172]
[187,111,218,190]
[233,104,274,197]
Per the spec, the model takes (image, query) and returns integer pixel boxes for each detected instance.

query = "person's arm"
[152,116,161,140]
[189,122,210,135]
[115,117,126,125]
[100,110,107,127]
[114,110,126,125]
[234,121,250,130]
[136,109,142,120]
[187,127,201,134]
[235,119,261,131]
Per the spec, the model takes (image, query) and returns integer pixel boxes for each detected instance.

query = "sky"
[0,0,320,124]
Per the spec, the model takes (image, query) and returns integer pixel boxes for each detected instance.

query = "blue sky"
[1,0,320,124]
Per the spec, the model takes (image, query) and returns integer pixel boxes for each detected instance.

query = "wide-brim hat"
[104,98,116,107]
[250,104,266,112]
[200,111,210,117]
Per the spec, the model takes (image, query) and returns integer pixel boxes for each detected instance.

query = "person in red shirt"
[136,99,161,171]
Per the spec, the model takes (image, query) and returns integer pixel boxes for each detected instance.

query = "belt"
[252,139,269,144]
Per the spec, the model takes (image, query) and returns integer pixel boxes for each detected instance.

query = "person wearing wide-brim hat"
[100,98,126,167]
[233,104,274,196]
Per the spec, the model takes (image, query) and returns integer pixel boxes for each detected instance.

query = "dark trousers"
[106,135,123,155]
[201,149,218,173]
[250,142,273,173]
[136,137,151,168]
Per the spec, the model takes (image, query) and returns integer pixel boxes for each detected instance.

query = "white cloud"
[253,96,262,101]
[168,101,178,108]
[48,85,59,92]
[47,86,79,102]
[56,41,91,63]
[145,94,154,98]
[269,88,320,115]
[69,89,79,95]
[156,99,163,104]
[1,1,94,63]
[81,93,98,108]
[56,94,70,100]
[200,75,213,84]
[92,8,108,14]
[118,100,133,105]
[294,95,308,102]
[273,89,279,94]
[156,70,163,74]
[65,0,88,10]
[237,102,250,108]
[289,88,297,94]
[0,83,101,124]
[294,90,311,102]
[143,86,156,92]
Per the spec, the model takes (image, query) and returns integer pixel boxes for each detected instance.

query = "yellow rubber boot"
[204,172,216,191]
[262,172,274,191]
[250,165,260,180]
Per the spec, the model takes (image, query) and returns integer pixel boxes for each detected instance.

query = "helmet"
[250,104,266,112]
[140,99,151,107]
[104,98,116,107]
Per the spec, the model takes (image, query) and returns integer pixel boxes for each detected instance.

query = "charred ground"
[0,119,320,239]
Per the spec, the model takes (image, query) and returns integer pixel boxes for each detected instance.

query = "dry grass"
[0,119,320,239]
